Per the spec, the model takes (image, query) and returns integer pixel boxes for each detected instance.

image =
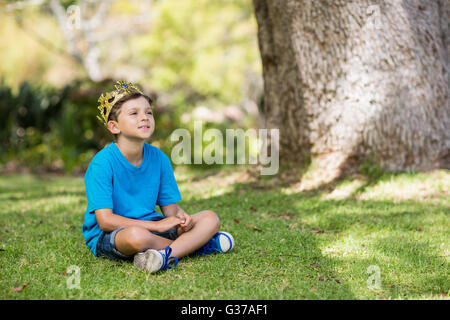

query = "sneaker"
[197,231,235,256]
[133,245,178,273]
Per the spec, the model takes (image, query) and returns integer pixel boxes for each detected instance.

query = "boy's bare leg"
[115,226,173,256]
[169,210,220,259]
[114,210,220,257]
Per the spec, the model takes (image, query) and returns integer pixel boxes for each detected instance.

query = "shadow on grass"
[372,237,449,297]
[179,188,357,299]
[177,177,448,299]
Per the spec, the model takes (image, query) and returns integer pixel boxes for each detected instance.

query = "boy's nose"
[140,114,152,121]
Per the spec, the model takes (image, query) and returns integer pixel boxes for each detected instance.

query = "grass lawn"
[0,166,448,300]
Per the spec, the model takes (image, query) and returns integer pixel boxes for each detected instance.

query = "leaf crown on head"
[97,80,143,128]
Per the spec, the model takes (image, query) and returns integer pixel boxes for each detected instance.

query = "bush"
[0,79,98,174]
[0,79,256,175]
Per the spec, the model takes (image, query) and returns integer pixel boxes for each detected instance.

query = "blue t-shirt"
[82,142,181,256]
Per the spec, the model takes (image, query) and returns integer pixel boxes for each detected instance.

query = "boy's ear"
[107,120,121,135]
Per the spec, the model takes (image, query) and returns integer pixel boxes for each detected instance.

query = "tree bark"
[253,0,449,177]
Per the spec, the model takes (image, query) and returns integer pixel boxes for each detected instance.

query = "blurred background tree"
[0,0,263,175]
[3,0,447,181]
[253,0,449,184]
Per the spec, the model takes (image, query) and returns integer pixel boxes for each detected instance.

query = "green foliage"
[0,80,67,169]
[0,79,240,174]
[0,10,65,89]
[0,80,103,174]
[163,120,260,171]
[0,0,263,174]
[137,0,260,104]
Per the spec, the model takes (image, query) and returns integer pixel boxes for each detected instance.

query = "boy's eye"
[129,111,152,116]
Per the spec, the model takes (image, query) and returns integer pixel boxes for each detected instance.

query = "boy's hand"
[154,216,182,233]
[176,210,193,232]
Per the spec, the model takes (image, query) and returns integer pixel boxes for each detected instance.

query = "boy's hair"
[107,92,153,140]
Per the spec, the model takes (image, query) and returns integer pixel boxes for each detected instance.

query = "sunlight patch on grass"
[321,234,370,260]
[176,166,252,200]
[357,170,449,204]
[282,169,449,206]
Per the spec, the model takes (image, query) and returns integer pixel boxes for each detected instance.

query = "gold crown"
[97,80,143,128]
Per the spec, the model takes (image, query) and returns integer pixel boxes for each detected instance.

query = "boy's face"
[108,96,155,140]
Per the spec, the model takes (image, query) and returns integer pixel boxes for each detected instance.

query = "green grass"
[0,167,448,300]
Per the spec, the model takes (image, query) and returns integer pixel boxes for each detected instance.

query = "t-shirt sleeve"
[85,160,114,214]
[157,152,182,206]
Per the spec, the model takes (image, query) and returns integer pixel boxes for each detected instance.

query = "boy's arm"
[160,203,182,217]
[95,208,181,233]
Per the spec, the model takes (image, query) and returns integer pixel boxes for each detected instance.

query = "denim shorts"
[96,218,179,261]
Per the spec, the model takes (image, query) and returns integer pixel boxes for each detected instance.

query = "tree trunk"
[253,0,449,179]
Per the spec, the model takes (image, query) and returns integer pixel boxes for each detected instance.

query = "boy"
[82,81,234,273]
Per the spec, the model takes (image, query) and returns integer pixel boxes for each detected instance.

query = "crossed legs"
[114,210,221,259]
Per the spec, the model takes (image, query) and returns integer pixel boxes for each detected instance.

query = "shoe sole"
[219,232,235,253]
[133,249,163,273]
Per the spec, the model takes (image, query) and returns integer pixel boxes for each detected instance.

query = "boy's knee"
[121,226,150,251]
[204,210,221,232]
